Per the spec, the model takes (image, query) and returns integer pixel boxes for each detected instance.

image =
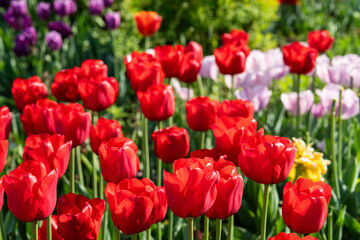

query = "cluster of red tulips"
[0,10,336,240]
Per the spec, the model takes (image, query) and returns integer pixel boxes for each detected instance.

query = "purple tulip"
[10,0,27,15]
[311,103,324,118]
[46,31,63,50]
[13,26,37,57]
[89,0,104,15]
[103,0,114,7]
[37,2,51,20]
[105,12,120,30]
[200,55,219,81]
[3,0,31,30]
[48,21,73,38]
[235,85,272,112]
[171,78,193,100]
[280,90,314,116]
[315,84,359,119]
[53,0,76,16]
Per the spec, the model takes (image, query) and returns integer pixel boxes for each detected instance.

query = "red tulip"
[0,140,8,173]
[78,59,108,79]
[56,103,91,147]
[307,30,334,53]
[163,158,219,218]
[38,215,64,240]
[213,116,260,165]
[155,45,184,78]
[125,52,165,92]
[186,96,220,131]
[133,11,162,36]
[57,193,105,240]
[12,76,48,111]
[3,162,58,222]
[214,44,250,75]
[184,41,203,63]
[105,178,167,235]
[90,117,123,154]
[282,178,331,234]
[268,232,318,240]
[217,99,254,121]
[98,137,140,184]
[151,126,189,163]
[238,134,296,184]
[222,29,249,47]
[0,106,11,140]
[23,134,72,178]
[137,84,175,121]
[190,148,222,161]
[205,158,244,219]
[0,178,4,211]
[21,99,59,136]
[282,42,318,74]
[178,53,202,83]
[51,67,81,102]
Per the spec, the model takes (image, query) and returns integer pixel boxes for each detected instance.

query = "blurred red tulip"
[137,84,175,121]
[125,52,165,92]
[23,134,72,178]
[155,45,184,78]
[105,178,167,235]
[51,67,81,102]
[178,53,202,83]
[214,44,250,75]
[238,134,296,184]
[206,158,244,219]
[0,106,11,140]
[184,41,203,63]
[38,215,64,240]
[186,96,220,131]
[279,0,301,5]
[90,117,123,154]
[98,137,140,184]
[268,232,318,240]
[21,99,59,136]
[56,103,91,147]
[282,42,318,74]
[133,11,162,36]
[0,140,8,173]
[222,29,249,47]
[163,158,219,218]
[57,193,105,240]
[282,178,331,234]
[151,126,189,163]
[308,30,334,53]
[12,76,48,111]
[3,162,58,222]
[78,59,108,79]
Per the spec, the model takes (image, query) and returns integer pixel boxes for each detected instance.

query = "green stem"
[187,218,194,240]
[131,234,137,240]
[227,215,234,240]
[168,168,174,240]
[70,148,75,193]
[32,221,38,240]
[145,36,150,51]
[260,184,270,240]
[330,100,341,199]
[200,131,205,150]
[0,212,4,240]
[146,229,151,240]
[231,75,235,99]
[92,152,98,198]
[142,114,150,179]
[47,215,51,240]
[296,74,301,137]
[203,216,209,240]
[299,233,304,238]
[328,209,333,240]
[114,228,120,240]
[195,218,200,240]
[76,147,84,186]
[338,89,343,179]
[157,222,161,240]
[198,75,205,96]
[99,175,104,199]
[102,204,108,240]
[216,219,222,240]
[157,121,163,186]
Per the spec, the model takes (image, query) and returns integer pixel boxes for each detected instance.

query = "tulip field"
[1,0,360,240]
